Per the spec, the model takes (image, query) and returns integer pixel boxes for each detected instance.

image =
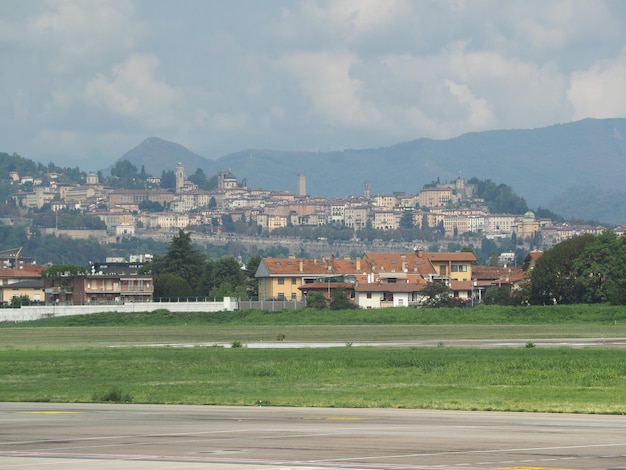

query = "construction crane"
[0,247,23,269]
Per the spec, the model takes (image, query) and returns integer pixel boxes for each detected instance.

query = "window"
[291,293,297,300]
[278,278,285,285]
[291,277,297,285]
[366,292,372,299]
[452,264,468,272]
[277,293,285,300]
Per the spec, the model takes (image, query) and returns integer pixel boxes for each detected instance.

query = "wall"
[0,298,238,323]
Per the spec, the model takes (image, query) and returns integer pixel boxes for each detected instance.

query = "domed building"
[516,211,539,242]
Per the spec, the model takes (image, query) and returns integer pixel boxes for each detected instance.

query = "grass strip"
[2,346,625,414]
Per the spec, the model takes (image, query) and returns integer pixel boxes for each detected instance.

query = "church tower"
[175,162,185,193]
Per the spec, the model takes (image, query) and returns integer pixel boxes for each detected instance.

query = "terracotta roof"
[472,266,523,281]
[426,252,477,262]
[450,280,474,290]
[0,265,46,278]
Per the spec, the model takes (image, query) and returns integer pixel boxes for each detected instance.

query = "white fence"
[0,298,238,323]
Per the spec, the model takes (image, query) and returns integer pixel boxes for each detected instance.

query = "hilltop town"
[8,160,608,256]
[0,155,623,312]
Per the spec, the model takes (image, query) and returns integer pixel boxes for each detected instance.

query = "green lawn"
[1,305,626,413]
[2,346,625,413]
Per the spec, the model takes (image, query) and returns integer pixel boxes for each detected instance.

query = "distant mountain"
[547,187,626,225]
[212,118,626,208]
[109,118,626,221]
[108,137,218,177]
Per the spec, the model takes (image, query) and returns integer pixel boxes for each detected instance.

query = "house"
[256,256,367,301]
[257,250,479,308]
[0,279,45,304]
[522,251,543,272]
[358,250,477,307]
[44,262,153,305]
[0,264,47,304]
[354,279,426,308]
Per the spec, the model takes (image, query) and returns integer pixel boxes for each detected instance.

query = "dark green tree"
[329,287,354,310]
[42,264,88,277]
[152,229,206,295]
[306,291,328,309]
[153,273,193,298]
[160,170,176,189]
[138,200,164,212]
[110,160,141,188]
[399,211,414,229]
[204,257,244,295]
[482,285,514,305]
[420,281,456,308]
[528,233,596,305]
[573,231,626,304]
[188,168,217,190]
[244,254,262,298]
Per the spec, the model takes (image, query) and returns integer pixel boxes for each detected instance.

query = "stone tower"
[175,162,185,193]
[296,174,306,197]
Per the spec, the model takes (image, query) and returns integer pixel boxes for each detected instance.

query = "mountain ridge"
[108,118,626,218]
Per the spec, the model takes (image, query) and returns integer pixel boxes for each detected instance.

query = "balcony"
[45,287,73,294]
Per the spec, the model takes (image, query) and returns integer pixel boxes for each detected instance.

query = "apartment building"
[417,187,454,208]
[371,208,400,230]
[256,251,479,308]
[344,205,369,229]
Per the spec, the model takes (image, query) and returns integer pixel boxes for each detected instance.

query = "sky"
[2,0,626,171]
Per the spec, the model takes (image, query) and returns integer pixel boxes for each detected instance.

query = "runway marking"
[306,441,626,467]
[300,416,372,421]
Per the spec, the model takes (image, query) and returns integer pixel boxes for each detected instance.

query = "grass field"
[1,305,626,413]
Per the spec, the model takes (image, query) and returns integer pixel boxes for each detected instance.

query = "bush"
[306,292,328,309]
[92,386,133,403]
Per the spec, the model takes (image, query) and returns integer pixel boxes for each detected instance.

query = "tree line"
[148,229,260,299]
[486,231,626,306]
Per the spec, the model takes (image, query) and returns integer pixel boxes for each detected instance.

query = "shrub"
[92,386,133,403]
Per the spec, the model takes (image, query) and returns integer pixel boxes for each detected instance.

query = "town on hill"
[1,149,625,313]
[6,158,608,256]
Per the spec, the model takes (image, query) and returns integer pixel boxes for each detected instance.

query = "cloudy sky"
[2,0,626,170]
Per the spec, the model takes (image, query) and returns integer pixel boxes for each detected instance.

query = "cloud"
[444,80,495,128]
[2,0,626,168]
[568,51,626,120]
[302,0,412,40]
[279,50,383,129]
[85,54,181,128]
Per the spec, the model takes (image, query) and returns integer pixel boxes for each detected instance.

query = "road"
[1,403,625,470]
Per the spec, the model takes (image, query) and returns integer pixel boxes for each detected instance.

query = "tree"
[152,229,207,295]
[160,170,176,189]
[399,211,414,229]
[244,254,262,298]
[205,257,244,295]
[10,294,31,308]
[528,233,596,305]
[483,285,514,305]
[419,281,455,308]
[110,160,141,188]
[208,281,247,300]
[188,168,218,191]
[573,231,626,304]
[139,200,164,212]
[329,287,354,310]
[154,273,193,298]
[42,264,88,277]
[306,292,328,309]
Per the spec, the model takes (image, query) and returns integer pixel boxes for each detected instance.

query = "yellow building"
[255,256,365,301]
